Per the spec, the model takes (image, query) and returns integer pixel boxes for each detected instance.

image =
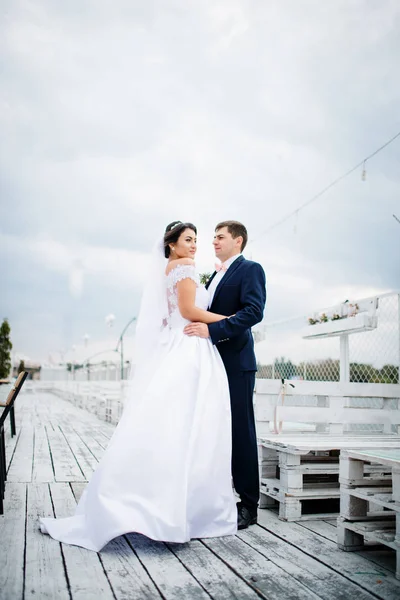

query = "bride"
[40,221,237,551]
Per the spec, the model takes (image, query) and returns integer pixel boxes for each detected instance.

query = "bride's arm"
[177,279,227,324]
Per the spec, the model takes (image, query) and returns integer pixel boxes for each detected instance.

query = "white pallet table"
[259,436,400,520]
[338,449,400,579]
[259,434,400,455]
[337,518,399,579]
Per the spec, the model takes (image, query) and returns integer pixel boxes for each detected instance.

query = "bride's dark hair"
[163,221,197,258]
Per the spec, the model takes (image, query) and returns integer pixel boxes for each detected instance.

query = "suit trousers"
[227,370,259,510]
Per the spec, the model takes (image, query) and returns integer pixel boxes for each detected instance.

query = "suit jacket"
[206,255,266,373]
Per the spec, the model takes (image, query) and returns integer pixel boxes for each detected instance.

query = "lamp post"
[115,317,137,380]
[82,349,121,381]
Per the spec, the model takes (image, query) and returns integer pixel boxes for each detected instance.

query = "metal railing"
[255,291,399,384]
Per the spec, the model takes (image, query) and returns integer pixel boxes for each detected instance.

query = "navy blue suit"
[207,255,266,510]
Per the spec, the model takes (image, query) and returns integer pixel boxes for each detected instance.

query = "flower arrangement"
[308,301,360,326]
[199,272,212,285]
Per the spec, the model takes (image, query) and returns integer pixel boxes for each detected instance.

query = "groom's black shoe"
[237,504,257,530]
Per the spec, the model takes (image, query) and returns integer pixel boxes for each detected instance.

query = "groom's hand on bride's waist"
[183,323,210,338]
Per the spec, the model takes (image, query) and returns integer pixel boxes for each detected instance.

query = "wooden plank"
[168,539,261,599]
[4,426,22,470]
[126,533,210,600]
[72,421,113,449]
[259,436,400,454]
[32,425,55,483]
[238,524,377,600]
[258,509,400,598]
[358,548,398,575]
[276,407,400,425]
[345,449,400,468]
[298,520,339,543]
[203,535,322,599]
[70,426,105,461]
[45,423,85,482]
[101,535,164,600]
[25,483,70,599]
[70,481,86,503]
[50,482,115,599]
[58,423,98,479]
[345,489,398,513]
[0,483,26,598]
[7,425,34,482]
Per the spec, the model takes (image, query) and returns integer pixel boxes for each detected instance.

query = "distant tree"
[350,362,375,383]
[17,359,25,374]
[379,364,399,384]
[298,359,340,382]
[274,356,296,380]
[0,318,12,379]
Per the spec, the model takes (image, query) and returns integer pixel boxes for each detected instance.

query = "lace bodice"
[166,264,209,329]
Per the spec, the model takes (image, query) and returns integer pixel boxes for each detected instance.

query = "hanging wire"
[361,160,367,181]
[249,130,400,245]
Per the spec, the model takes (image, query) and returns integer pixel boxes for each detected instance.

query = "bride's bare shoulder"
[165,258,195,275]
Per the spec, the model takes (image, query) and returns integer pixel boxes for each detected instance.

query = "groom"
[184,220,266,529]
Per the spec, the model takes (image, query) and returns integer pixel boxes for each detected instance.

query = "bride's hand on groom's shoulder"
[183,323,209,338]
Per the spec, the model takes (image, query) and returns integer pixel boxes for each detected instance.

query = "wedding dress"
[40,263,237,551]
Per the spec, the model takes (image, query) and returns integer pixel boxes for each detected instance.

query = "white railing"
[40,363,133,382]
[36,380,130,425]
[255,379,400,436]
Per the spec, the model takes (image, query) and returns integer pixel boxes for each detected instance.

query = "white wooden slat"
[298,520,339,543]
[50,482,115,600]
[275,407,400,425]
[239,524,377,600]
[70,426,105,461]
[168,539,261,600]
[25,483,70,599]
[203,535,323,600]
[4,426,22,470]
[255,379,400,398]
[261,477,340,498]
[100,535,164,600]
[32,425,55,483]
[57,423,98,480]
[126,533,210,600]
[259,435,400,454]
[0,483,26,598]
[344,449,400,468]
[7,425,34,482]
[258,509,400,599]
[357,548,398,575]
[70,481,86,504]
[45,423,86,482]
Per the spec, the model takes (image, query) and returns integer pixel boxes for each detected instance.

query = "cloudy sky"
[1,0,399,364]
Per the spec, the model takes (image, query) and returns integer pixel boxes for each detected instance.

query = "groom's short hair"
[215,220,248,252]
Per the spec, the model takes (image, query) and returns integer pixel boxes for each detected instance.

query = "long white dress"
[40,264,237,551]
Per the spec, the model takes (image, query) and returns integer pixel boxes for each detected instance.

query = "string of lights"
[249,130,400,246]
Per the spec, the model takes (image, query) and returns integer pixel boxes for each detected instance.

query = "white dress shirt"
[207,253,241,308]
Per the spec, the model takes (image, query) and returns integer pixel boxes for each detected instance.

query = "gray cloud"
[1,0,399,359]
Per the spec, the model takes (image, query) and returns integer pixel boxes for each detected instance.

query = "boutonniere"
[199,272,212,285]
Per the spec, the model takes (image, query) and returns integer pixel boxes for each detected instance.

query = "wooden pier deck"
[1,390,400,600]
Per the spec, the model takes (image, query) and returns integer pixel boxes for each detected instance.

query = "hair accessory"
[170,222,182,231]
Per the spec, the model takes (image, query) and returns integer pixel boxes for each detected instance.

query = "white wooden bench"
[40,380,125,425]
[255,379,400,520]
[337,448,400,579]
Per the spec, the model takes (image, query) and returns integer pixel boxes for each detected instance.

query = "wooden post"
[340,334,350,383]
